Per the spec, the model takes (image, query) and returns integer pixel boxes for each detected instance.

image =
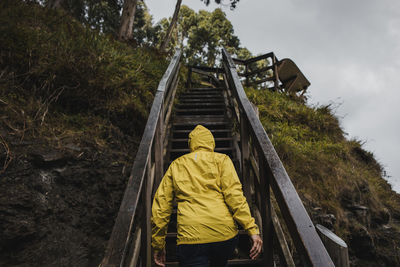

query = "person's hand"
[154,249,166,267]
[250,234,263,259]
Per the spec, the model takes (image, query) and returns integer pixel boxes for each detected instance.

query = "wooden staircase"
[164,86,263,266]
[168,87,234,162]
[100,49,335,267]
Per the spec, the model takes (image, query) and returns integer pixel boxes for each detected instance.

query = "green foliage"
[32,0,155,42]
[155,6,245,66]
[247,86,400,249]
[0,0,168,138]
[132,2,159,46]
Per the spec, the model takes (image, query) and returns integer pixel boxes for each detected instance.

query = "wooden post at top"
[272,55,279,91]
[240,114,251,203]
[259,155,273,267]
[245,64,249,87]
[316,224,349,267]
[152,110,164,198]
[141,160,152,267]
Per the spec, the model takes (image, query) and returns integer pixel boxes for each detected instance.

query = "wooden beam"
[188,65,224,73]
[259,156,274,267]
[316,224,349,267]
[240,116,252,203]
[241,65,274,78]
[272,207,295,267]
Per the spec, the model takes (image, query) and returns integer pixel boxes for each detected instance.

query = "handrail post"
[245,63,249,87]
[240,114,252,203]
[141,158,152,267]
[316,224,350,267]
[272,54,279,91]
[259,155,273,267]
[153,105,164,197]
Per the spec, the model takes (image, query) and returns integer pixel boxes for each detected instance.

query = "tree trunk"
[118,0,139,40]
[47,0,64,9]
[159,0,182,52]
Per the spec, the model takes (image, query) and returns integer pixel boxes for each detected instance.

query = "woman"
[152,125,262,267]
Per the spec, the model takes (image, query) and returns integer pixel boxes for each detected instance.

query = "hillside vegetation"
[246,88,400,266]
[0,1,169,265]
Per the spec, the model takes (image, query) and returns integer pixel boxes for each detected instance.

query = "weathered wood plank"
[239,65,274,78]
[188,65,224,73]
[316,224,349,267]
[141,159,152,267]
[258,155,274,267]
[128,227,142,267]
[233,52,275,65]
[240,116,252,203]
[190,68,220,86]
[272,207,295,267]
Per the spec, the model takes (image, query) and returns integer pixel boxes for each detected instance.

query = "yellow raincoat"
[151,125,259,251]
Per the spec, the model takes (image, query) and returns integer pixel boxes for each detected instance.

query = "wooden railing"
[233,52,311,96]
[222,48,334,267]
[186,65,223,89]
[100,49,182,267]
[233,52,280,89]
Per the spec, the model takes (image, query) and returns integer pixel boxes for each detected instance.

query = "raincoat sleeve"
[220,156,260,235]
[151,165,174,251]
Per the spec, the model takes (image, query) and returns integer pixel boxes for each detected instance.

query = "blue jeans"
[177,235,238,267]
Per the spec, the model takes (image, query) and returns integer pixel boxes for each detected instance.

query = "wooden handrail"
[186,65,221,89]
[101,49,182,267]
[222,48,334,267]
[232,52,278,89]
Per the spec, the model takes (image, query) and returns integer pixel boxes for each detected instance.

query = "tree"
[159,0,182,52]
[118,0,138,40]
[131,1,159,45]
[159,0,240,53]
[153,6,245,65]
[182,7,241,66]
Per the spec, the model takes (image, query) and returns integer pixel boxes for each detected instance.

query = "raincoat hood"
[188,125,215,152]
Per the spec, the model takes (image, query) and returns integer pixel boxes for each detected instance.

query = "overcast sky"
[146,0,400,193]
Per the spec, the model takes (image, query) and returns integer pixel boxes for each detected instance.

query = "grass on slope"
[0,2,172,265]
[246,87,400,265]
[0,0,168,150]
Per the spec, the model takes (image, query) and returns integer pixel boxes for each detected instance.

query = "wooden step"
[173,129,231,139]
[180,94,224,99]
[173,121,230,130]
[187,87,224,91]
[181,91,222,96]
[176,103,226,108]
[175,108,225,116]
[173,116,228,125]
[179,99,224,103]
